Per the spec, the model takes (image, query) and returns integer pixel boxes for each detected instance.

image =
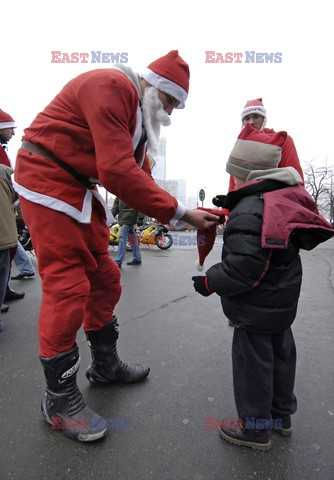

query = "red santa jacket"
[14,68,178,224]
[228,129,304,192]
[0,145,11,167]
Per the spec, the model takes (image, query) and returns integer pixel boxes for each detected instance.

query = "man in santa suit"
[14,50,218,442]
[228,98,304,192]
[0,109,16,167]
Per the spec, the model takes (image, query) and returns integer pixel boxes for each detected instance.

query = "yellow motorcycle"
[109,222,173,250]
[135,221,173,250]
[109,223,122,247]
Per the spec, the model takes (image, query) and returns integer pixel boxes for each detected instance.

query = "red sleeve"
[77,73,177,224]
[0,147,11,167]
[142,153,153,178]
[280,135,304,184]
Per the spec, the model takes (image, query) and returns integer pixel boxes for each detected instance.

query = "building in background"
[151,137,167,181]
[152,137,188,209]
[105,137,192,215]
[186,195,197,209]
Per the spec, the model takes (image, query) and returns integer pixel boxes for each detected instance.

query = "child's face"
[242,114,264,130]
[234,177,245,188]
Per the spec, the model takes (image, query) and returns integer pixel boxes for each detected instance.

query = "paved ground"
[1,234,333,480]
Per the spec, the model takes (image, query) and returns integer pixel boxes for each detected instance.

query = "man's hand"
[192,276,213,297]
[181,209,219,230]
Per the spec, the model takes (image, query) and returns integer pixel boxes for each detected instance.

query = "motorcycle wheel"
[155,233,173,250]
[19,234,33,252]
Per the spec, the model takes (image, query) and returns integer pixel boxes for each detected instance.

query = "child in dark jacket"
[192,124,334,450]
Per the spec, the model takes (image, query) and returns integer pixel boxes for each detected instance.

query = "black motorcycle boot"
[219,420,272,451]
[40,344,107,442]
[85,316,150,385]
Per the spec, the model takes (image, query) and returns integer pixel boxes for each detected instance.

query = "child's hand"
[192,276,213,297]
[212,194,227,208]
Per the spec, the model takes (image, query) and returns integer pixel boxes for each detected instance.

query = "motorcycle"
[109,223,122,247]
[133,221,173,250]
[18,225,34,253]
[109,221,173,250]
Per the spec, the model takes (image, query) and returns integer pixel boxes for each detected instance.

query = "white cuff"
[170,201,186,227]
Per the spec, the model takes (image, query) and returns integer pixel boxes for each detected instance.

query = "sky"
[2,0,333,206]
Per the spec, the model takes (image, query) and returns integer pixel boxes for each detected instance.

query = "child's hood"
[246,166,302,186]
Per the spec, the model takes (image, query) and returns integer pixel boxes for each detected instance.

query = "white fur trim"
[196,260,204,271]
[241,106,266,121]
[169,201,186,226]
[132,106,143,151]
[141,68,187,109]
[0,122,16,129]
[13,180,113,226]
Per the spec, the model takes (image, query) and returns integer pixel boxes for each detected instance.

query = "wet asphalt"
[1,234,333,480]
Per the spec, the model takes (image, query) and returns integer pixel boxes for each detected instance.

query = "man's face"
[158,91,180,115]
[242,114,264,130]
[0,127,15,142]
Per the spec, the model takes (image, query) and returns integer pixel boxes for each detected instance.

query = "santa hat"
[0,109,16,129]
[196,207,229,271]
[226,123,287,180]
[141,50,189,109]
[241,98,266,126]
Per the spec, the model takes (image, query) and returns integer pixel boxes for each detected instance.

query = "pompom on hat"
[196,207,229,271]
[226,123,287,181]
[0,109,16,129]
[241,98,266,126]
[141,50,190,109]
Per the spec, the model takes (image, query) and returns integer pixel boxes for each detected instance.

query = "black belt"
[21,140,99,190]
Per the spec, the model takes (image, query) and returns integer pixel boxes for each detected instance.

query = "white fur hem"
[141,68,187,108]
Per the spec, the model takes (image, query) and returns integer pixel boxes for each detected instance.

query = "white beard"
[141,86,171,158]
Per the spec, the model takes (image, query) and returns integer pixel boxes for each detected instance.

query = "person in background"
[11,205,36,279]
[11,242,36,279]
[111,197,144,268]
[0,108,16,168]
[0,109,25,311]
[0,164,18,331]
[228,98,304,192]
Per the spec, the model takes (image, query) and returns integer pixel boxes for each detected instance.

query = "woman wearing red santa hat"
[228,98,304,192]
[14,50,219,442]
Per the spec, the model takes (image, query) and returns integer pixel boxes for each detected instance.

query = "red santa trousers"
[19,197,122,357]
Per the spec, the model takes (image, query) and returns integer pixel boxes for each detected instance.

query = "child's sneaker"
[273,416,292,436]
[219,422,271,450]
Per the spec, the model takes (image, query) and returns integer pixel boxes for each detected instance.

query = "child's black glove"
[192,276,213,297]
